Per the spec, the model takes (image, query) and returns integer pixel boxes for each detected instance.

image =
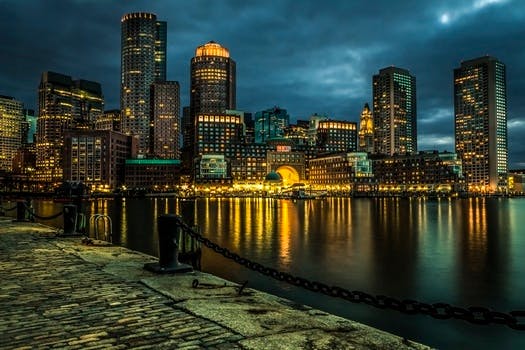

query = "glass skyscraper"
[36,71,103,183]
[372,67,417,156]
[120,12,167,157]
[454,56,507,193]
[254,106,289,143]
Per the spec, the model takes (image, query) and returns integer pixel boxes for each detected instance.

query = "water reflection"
[17,197,525,349]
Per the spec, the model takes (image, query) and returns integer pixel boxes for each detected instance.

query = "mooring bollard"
[62,204,78,235]
[14,201,28,222]
[144,214,193,273]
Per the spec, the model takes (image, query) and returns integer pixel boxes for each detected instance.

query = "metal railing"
[89,214,112,242]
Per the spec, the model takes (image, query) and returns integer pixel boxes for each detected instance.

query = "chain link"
[0,205,18,212]
[174,215,525,331]
[23,203,64,220]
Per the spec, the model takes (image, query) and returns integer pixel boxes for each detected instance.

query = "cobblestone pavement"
[0,223,244,349]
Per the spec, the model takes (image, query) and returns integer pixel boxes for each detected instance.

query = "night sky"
[1,0,524,167]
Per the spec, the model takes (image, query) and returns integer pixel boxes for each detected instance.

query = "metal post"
[144,214,193,273]
[62,204,78,235]
[14,201,28,222]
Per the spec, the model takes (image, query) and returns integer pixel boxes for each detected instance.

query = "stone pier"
[0,217,431,349]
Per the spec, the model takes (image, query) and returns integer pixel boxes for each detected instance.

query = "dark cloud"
[0,0,524,167]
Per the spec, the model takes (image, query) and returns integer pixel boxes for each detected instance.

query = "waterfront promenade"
[0,216,430,349]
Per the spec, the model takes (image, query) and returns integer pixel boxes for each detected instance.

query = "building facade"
[309,152,374,192]
[95,109,121,132]
[372,151,463,194]
[373,67,417,155]
[316,120,357,154]
[254,106,289,143]
[124,159,182,190]
[36,71,103,183]
[0,95,24,172]
[454,56,508,193]
[121,12,166,156]
[150,81,180,159]
[63,130,133,190]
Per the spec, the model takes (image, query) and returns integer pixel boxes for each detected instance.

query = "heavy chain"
[0,205,18,212]
[23,202,64,221]
[174,215,525,331]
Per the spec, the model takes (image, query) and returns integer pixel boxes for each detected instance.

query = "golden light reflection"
[277,201,292,268]
[164,198,169,214]
[466,198,488,272]
[232,198,241,250]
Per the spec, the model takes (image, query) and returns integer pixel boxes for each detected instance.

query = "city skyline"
[1,0,524,166]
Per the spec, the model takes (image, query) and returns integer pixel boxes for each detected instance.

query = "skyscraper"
[358,103,374,153]
[121,12,166,156]
[188,41,236,172]
[36,71,103,182]
[454,56,507,193]
[150,81,180,159]
[373,67,417,155]
[0,95,24,172]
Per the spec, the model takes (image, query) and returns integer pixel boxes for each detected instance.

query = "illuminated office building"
[309,152,374,192]
[121,12,166,156]
[358,103,374,153]
[150,81,180,159]
[64,129,133,190]
[254,106,289,143]
[372,151,463,193]
[194,112,244,182]
[308,114,329,146]
[0,95,24,172]
[230,143,268,183]
[188,41,236,173]
[36,71,103,182]
[190,41,236,116]
[454,56,507,193]
[373,67,417,155]
[316,120,357,154]
[95,109,121,132]
[124,159,181,190]
[195,113,244,158]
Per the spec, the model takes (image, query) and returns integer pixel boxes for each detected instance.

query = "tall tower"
[190,41,236,116]
[150,81,180,159]
[188,41,236,168]
[358,103,374,153]
[454,56,507,193]
[36,71,103,183]
[373,67,417,155]
[121,12,166,157]
[0,95,24,172]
